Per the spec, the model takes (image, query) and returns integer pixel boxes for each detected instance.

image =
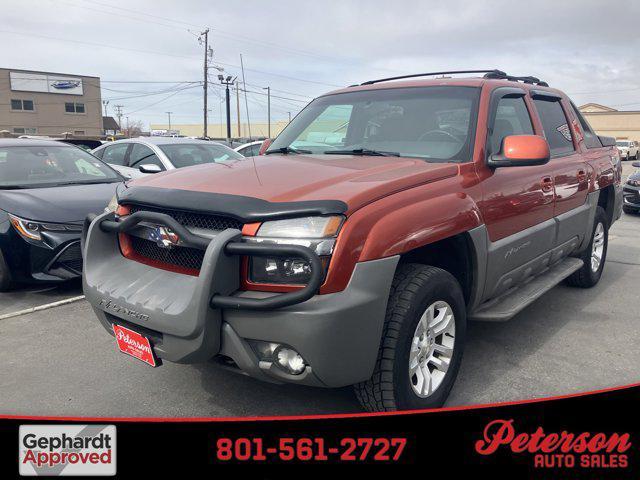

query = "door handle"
[541,176,554,193]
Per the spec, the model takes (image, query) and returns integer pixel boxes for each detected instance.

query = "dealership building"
[0,68,103,137]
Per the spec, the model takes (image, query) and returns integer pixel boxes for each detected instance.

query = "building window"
[11,99,34,111]
[65,102,85,114]
[13,127,37,135]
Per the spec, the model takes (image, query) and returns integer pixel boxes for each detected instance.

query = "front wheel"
[354,264,466,412]
[566,206,608,288]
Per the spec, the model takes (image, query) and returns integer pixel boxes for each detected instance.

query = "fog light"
[274,346,306,375]
[248,340,280,361]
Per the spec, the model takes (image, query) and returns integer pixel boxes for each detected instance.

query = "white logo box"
[19,425,116,476]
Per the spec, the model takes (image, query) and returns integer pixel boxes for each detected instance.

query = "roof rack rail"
[483,70,549,87]
[357,69,504,86]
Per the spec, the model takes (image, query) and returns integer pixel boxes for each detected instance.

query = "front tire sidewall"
[394,276,466,410]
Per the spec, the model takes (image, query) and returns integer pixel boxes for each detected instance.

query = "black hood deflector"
[117,185,348,222]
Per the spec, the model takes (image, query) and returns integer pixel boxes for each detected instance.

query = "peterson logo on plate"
[19,424,116,476]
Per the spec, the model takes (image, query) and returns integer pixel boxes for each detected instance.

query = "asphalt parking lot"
[1,163,639,417]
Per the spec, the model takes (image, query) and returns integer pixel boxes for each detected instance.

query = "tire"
[0,250,13,292]
[566,206,608,288]
[354,264,466,412]
[623,206,637,215]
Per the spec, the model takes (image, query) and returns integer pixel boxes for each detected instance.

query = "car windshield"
[616,141,630,147]
[0,145,121,189]
[268,86,480,162]
[159,143,244,168]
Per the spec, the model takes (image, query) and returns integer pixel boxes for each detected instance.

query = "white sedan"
[92,137,244,179]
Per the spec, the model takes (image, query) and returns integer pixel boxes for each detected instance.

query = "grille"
[54,242,83,273]
[125,206,242,273]
[128,205,243,231]
[129,236,205,272]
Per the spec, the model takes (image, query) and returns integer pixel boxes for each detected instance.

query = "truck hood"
[127,154,459,213]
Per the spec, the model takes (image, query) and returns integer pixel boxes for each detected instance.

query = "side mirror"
[139,164,162,174]
[598,135,616,147]
[258,138,273,155]
[632,161,640,168]
[489,135,550,168]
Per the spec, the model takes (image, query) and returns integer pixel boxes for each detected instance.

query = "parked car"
[234,141,265,157]
[91,137,244,179]
[0,139,123,291]
[616,140,638,160]
[82,69,622,412]
[622,161,640,214]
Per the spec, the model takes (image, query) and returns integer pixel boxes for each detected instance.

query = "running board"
[469,257,584,322]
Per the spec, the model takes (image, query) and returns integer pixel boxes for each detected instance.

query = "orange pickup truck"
[82,69,622,411]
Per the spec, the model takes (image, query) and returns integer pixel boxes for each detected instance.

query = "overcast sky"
[2,0,639,128]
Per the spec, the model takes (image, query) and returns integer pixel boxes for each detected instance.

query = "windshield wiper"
[324,148,400,157]
[265,146,312,155]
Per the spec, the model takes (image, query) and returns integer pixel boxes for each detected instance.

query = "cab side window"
[102,143,130,166]
[489,96,534,154]
[533,98,575,156]
[570,102,602,149]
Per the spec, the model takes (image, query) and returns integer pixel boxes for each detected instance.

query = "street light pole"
[200,28,210,138]
[263,86,271,137]
[166,112,172,132]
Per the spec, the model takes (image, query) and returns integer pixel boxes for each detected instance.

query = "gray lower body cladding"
[83,212,399,387]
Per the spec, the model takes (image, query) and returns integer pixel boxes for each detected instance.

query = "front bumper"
[0,221,83,283]
[83,211,399,387]
[623,184,640,209]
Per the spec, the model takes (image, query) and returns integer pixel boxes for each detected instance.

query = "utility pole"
[114,104,124,133]
[263,86,271,137]
[126,116,130,138]
[165,112,172,132]
[199,28,210,138]
[219,75,235,142]
[288,111,292,123]
[236,83,241,139]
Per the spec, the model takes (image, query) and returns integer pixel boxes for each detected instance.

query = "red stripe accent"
[1,382,637,423]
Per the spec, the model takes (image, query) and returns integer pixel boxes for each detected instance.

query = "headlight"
[9,214,42,241]
[8,214,84,243]
[105,194,119,213]
[246,215,344,285]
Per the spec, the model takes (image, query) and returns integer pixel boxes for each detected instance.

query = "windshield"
[0,145,121,189]
[616,141,630,147]
[268,86,480,162]
[159,143,244,168]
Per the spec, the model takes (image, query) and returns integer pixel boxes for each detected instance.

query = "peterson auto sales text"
[475,419,631,468]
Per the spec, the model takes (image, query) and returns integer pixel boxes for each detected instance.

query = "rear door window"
[102,143,130,166]
[533,98,575,156]
[489,96,534,154]
[569,102,602,149]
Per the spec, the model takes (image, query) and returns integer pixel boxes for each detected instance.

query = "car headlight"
[9,214,42,241]
[8,215,83,243]
[105,194,119,214]
[246,215,344,285]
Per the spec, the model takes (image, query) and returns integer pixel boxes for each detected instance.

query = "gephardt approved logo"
[19,425,116,476]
